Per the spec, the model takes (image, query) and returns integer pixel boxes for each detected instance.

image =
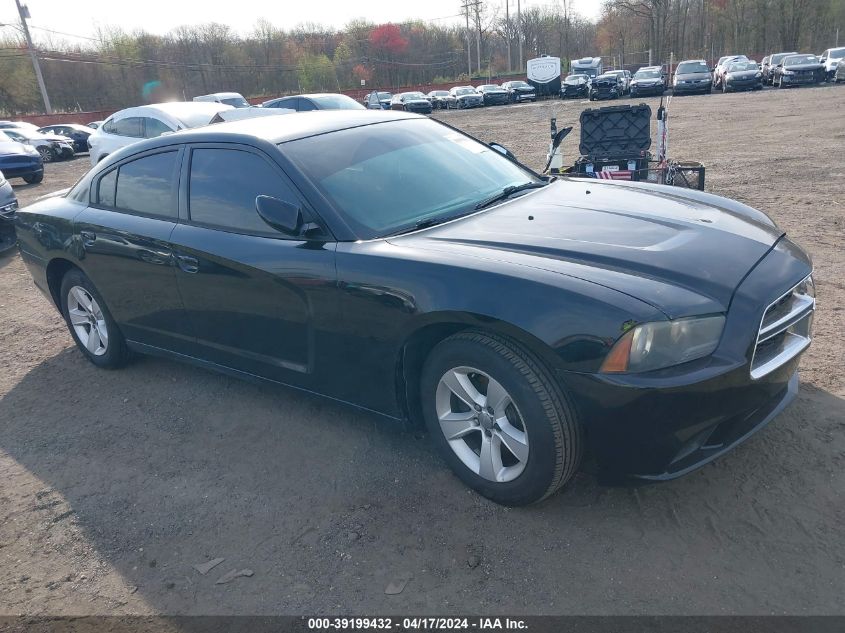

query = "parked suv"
[818,47,845,81]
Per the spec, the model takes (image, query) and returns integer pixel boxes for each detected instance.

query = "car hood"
[676,72,711,80]
[633,77,662,84]
[0,142,34,157]
[512,86,535,92]
[727,70,759,79]
[456,93,481,99]
[387,179,784,318]
[784,63,823,71]
[404,99,431,105]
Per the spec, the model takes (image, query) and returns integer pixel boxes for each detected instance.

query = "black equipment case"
[572,104,652,179]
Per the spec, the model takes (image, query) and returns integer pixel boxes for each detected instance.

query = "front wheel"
[421,331,582,506]
[37,146,55,163]
[60,268,131,369]
[23,172,43,184]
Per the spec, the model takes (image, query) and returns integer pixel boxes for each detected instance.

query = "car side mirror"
[489,142,517,161]
[256,195,303,236]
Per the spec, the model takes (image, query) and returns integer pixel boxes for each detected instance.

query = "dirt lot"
[1,86,843,616]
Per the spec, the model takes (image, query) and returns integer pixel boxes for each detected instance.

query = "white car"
[88,102,233,165]
[819,47,845,81]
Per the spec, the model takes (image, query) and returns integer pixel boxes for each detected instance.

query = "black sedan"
[0,170,18,253]
[475,85,510,106]
[14,111,814,506]
[38,123,92,153]
[589,74,621,100]
[671,59,712,95]
[500,80,536,103]
[390,92,433,114]
[629,67,666,97]
[773,54,825,87]
[561,74,590,99]
[0,140,44,184]
[722,60,763,92]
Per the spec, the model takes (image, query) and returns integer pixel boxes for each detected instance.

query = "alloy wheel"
[435,366,529,483]
[67,285,109,356]
[37,146,54,163]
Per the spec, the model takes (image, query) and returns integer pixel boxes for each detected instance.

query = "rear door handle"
[175,254,199,274]
[80,230,96,246]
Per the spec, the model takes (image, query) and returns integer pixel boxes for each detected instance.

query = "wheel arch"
[45,257,81,310]
[394,312,564,426]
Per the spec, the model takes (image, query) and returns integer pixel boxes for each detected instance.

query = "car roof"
[678,59,707,64]
[197,92,243,99]
[165,109,420,145]
[108,102,233,127]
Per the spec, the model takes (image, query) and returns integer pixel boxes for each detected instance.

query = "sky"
[0,0,602,43]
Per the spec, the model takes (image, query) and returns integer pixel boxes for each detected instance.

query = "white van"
[193,92,251,108]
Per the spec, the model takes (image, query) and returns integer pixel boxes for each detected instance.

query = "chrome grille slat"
[750,275,814,380]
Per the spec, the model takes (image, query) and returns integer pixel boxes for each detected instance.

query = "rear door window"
[114,151,178,218]
[110,117,143,137]
[143,117,174,138]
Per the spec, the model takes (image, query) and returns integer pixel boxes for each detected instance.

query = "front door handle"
[80,230,96,246]
[175,254,199,274]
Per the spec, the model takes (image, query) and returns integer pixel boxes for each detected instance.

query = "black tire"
[23,172,43,184]
[37,146,55,163]
[420,330,581,506]
[60,268,131,369]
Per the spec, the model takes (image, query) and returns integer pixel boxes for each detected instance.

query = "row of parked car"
[575,46,845,102]
[361,81,539,112]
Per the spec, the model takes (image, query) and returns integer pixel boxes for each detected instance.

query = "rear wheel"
[23,172,43,184]
[60,269,131,369]
[420,331,581,506]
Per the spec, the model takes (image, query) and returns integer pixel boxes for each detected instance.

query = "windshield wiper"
[474,181,548,210]
[385,213,471,237]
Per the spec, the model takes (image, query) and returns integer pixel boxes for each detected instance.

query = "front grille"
[750,276,814,379]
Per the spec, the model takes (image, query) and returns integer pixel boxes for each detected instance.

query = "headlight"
[600,315,726,373]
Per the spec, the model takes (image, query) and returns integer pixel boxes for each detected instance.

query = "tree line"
[0,0,842,115]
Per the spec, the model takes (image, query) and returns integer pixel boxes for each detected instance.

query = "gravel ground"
[0,85,843,616]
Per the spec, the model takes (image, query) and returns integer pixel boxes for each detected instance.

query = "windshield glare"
[677,61,708,74]
[311,95,365,109]
[221,97,250,108]
[283,119,540,239]
[785,55,817,66]
[454,88,475,95]
[565,75,586,84]
[728,61,758,72]
[830,49,845,59]
[635,70,660,79]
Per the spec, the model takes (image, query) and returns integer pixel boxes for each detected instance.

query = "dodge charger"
[14,111,814,506]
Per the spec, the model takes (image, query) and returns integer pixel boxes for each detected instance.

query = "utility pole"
[505,0,511,72]
[517,0,522,70]
[461,1,472,76]
[14,0,51,114]
[473,0,482,76]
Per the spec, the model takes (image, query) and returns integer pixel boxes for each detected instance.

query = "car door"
[74,146,195,352]
[169,143,338,386]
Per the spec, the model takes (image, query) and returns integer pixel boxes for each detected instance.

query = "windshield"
[772,52,797,64]
[403,92,426,100]
[221,96,250,108]
[634,70,661,79]
[829,49,845,59]
[310,94,365,109]
[572,67,598,78]
[431,91,449,96]
[565,75,586,84]
[378,92,392,100]
[676,61,708,74]
[454,87,476,95]
[510,81,530,88]
[283,118,540,240]
[784,55,818,66]
[727,61,758,72]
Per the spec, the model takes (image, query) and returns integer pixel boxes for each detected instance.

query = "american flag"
[593,170,633,180]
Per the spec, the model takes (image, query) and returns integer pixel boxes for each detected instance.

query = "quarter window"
[188,148,298,235]
[97,169,117,207]
[108,117,143,138]
[143,117,173,138]
[114,151,178,218]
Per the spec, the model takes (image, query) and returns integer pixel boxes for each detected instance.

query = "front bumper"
[457,98,484,108]
[512,91,536,101]
[630,84,664,96]
[726,78,762,90]
[673,81,710,93]
[484,94,510,105]
[561,237,813,480]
